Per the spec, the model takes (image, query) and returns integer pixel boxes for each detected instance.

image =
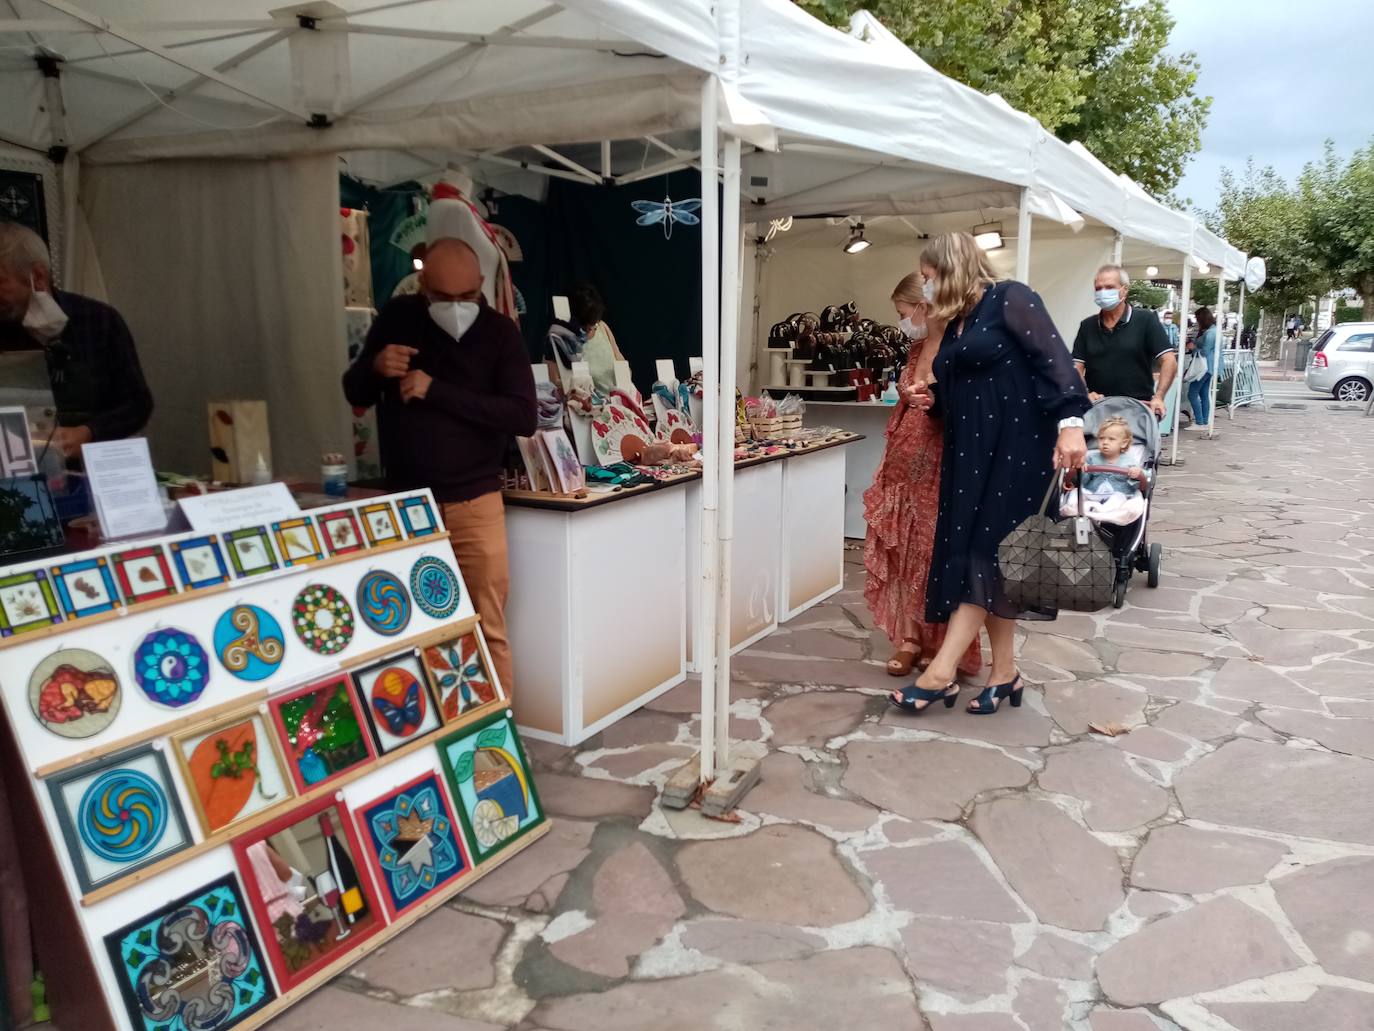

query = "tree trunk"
[1361,274,1374,321]
[1258,309,1283,361]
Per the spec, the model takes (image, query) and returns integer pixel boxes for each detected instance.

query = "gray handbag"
[997,474,1115,613]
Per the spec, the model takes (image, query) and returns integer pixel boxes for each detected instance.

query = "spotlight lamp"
[972,222,1004,251]
[843,222,871,254]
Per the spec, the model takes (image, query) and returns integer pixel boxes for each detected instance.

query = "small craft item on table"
[354,650,440,754]
[395,493,439,537]
[224,526,279,578]
[536,428,585,493]
[317,507,366,556]
[169,533,231,590]
[103,873,275,1031]
[410,556,461,619]
[173,707,293,835]
[635,441,700,467]
[590,399,653,466]
[234,794,382,991]
[47,742,192,893]
[356,569,412,636]
[359,500,402,546]
[438,709,545,862]
[421,630,502,723]
[111,545,176,603]
[213,604,286,682]
[357,771,471,920]
[208,400,272,486]
[268,674,374,793]
[0,568,63,635]
[133,626,212,708]
[291,583,356,655]
[273,517,324,566]
[28,647,121,739]
[49,555,119,619]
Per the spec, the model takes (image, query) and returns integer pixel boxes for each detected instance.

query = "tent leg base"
[700,755,762,817]
[661,753,703,809]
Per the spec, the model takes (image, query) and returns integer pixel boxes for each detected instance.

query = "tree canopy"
[1300,142,1374,320]
[1205,161,1324,316]
[795,0,1210,198]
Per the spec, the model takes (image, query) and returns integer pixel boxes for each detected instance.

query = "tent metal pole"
[1112,232,1123,265]
[340,5,560,115]
[697,76,720,784]
[63,28,278,66]
[530,144,602,184]
[600,140,612,179]
[328,22,652,53]
[645,135,683,159]
[1014,187,1032,283]
[1171,260,1193,465]
[462,150,604,185]
[76,28,295,151]
[32,0,311,120]
[715,133,742,772]
[1228,278,1246,421]
[1207,273,1226,438]
[614,154,702,186]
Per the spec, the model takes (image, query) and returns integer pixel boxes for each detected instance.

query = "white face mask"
[897,316,927,341]
[22,276,68,342]
[922,280,937,304]
[428,300,480,341]
[1094,287,1122,310]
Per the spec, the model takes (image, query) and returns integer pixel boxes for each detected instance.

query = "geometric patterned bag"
[997,474,1116,613]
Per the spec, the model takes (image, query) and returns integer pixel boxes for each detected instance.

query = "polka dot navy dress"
[924,281,1090,622]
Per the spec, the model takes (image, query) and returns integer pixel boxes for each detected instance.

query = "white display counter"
[807,400,896,538]
[505,480,689,746]
[506,437,857,745]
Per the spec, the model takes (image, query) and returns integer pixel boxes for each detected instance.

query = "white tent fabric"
[79,153,347,481]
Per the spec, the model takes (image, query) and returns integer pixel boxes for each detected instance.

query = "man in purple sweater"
[343,238,535,696]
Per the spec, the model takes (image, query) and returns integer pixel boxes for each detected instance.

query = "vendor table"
[504,478,690,746]
[505,437,858,744]
[806,400,895,538]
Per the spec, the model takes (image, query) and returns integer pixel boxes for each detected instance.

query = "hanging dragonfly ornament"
[631,195,703,239]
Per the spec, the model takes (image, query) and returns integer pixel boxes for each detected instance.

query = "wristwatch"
[1057,417,1085,430]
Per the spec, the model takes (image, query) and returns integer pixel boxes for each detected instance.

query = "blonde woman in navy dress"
[891,232,1089,717]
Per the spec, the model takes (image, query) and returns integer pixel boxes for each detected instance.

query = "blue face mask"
[1094,288,1122,310]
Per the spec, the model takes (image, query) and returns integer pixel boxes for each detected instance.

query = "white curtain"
[81,155,348,481]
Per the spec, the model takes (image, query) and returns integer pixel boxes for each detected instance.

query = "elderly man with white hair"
[0,222,153,455]
[1071,263,1176,419]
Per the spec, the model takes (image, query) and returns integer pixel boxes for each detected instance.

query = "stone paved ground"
[269,401,1374,1031]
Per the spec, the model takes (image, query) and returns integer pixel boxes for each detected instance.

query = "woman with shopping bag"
[891,232,1089,717]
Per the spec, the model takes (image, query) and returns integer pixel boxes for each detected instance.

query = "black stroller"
[1067,398,1164,608]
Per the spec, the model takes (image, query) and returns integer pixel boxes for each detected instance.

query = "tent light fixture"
[843,222,871,254]
[972,222,1004,251]
[412,257,424,270]
[1145,265,1159,278]
[1195,260,1210,274]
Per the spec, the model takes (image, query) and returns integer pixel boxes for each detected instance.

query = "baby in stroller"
[1060,415,1147,524]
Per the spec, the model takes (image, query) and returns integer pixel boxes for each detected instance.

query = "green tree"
[798,0,1209,198]
[1205,161,1323,316]
[1300,141,1374,320]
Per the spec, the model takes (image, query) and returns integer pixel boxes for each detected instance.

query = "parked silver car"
[1305,323,1374,401]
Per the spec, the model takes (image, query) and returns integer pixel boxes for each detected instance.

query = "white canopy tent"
[0,0,1246,785]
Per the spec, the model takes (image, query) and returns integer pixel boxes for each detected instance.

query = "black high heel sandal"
[889,683,960,715]
[967,674,1024,715]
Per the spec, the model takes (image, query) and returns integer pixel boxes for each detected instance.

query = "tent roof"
[0,0,1243,270]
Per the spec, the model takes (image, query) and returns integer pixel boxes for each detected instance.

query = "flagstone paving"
[268,402,1374,1030]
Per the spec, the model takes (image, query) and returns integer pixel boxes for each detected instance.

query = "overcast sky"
[1167,0,1374,214]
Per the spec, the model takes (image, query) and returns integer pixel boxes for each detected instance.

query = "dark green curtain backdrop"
[339,175,423,306]
[340,169,710,389]
[539,169,706,390]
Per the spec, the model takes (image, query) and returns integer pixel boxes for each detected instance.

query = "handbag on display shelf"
[996,474,1115,614]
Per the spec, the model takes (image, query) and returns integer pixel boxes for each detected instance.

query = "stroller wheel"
[1147,543,1163,588]
[1113,580,1127,609]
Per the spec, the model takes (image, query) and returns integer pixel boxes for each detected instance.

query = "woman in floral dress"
[864,272,983,679]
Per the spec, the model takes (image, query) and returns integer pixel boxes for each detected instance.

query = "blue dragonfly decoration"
[631,195,703,239]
